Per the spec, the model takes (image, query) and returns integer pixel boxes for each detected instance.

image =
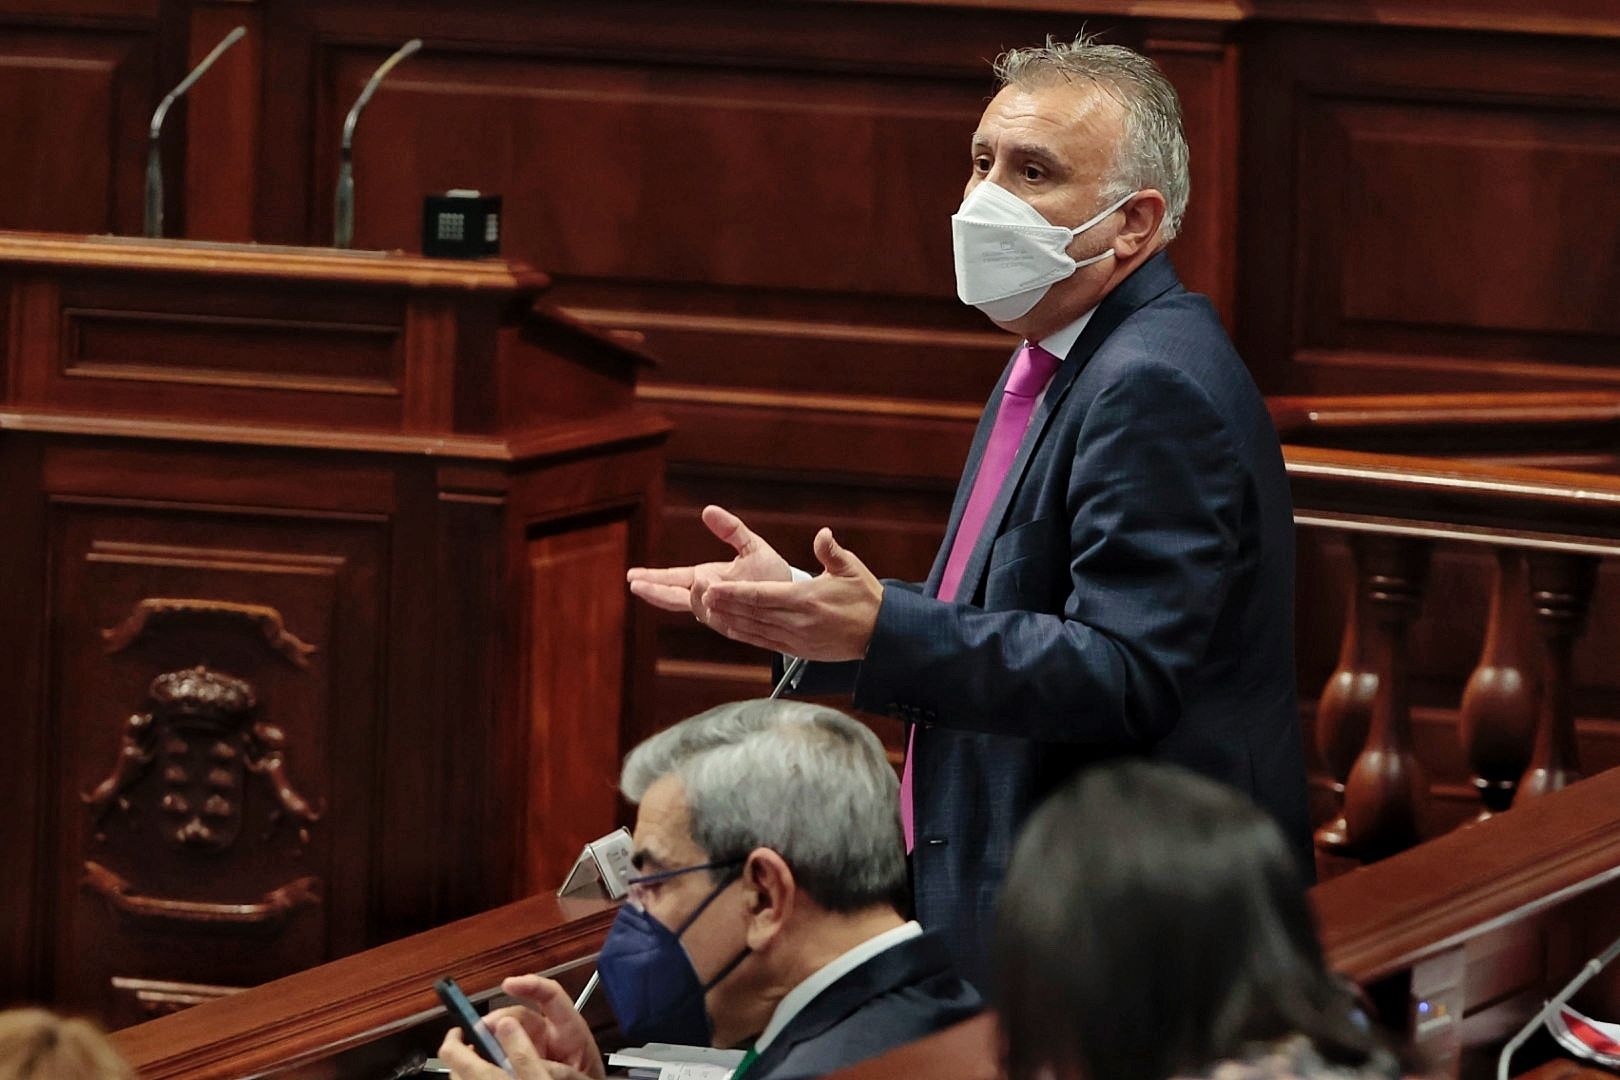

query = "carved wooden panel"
[522,517,630,892]
[48,500,384,1027]
[0,22,158,235]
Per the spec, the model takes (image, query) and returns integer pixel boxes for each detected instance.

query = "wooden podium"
[0,232,669,1026]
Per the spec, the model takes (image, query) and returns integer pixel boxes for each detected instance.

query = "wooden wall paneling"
[208,0,1245,740]
[1246,0,1620,40]
[520,516,630,893]
[0,435,48,1003]
[1143,20,1240,331]
[427,465,514,921]
[0,11,167,236]
[181,0,265,242]
[504,437,669,886]
[1239,25,1620,395]
[42,455,388,1024]
[370,461,448,942]
[6,268,409,429]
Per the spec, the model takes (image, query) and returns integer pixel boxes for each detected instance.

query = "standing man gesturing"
[628,36,1308,984]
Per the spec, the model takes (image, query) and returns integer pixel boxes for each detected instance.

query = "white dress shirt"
[750,920,925,1054]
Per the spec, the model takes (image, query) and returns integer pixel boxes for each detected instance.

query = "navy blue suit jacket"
[795,254,1308,985]
[749,931,982,1080]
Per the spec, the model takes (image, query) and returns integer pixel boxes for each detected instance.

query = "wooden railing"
[1270,392,1620,465]
[1264,394,1620,869]
[1287,446,1620,864]
[110,893,616,1079]
[110,767,1620,1080]
[827,765,1620,1080]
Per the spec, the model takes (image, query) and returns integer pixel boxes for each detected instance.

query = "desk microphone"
[334,38,422,248]
[144,25,246,238]
[772,656,807,699]
[1497,928,1620,1080]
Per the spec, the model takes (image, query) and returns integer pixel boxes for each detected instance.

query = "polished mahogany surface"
[111,892,617,1079]
[0,233,667,1025]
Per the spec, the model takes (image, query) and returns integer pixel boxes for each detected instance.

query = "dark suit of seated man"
[439,699,981,1080]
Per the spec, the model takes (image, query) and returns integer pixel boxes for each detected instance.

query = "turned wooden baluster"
[1457,550,1536,819]
[1515,553,1599,805]
[1313,535,1378,856]
[1341,535,1433,864]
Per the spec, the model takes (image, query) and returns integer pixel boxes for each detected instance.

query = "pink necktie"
[901,342,1061,850]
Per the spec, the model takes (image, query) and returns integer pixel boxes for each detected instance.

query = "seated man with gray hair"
[439,699,982,1080]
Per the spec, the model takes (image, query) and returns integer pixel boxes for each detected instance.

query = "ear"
[1114,189,1168,258]
[739,848,796,952]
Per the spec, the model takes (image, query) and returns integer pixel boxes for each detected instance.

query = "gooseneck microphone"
[144,25,246,238]
[334,38,422,249]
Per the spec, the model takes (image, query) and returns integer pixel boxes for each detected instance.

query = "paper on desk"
[607,1044,745,1070]
[656,1065,734,1080]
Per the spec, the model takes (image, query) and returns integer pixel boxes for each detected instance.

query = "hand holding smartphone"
[434,976,516,1076]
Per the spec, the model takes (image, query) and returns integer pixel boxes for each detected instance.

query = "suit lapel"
[946,253,1184,605]
[745,934,948,1079]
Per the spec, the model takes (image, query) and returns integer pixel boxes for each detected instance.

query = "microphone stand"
[1498,929,1620,1080]
[334,39,422,249]
[144,25,246,239]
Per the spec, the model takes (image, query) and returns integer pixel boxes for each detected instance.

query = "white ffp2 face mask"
[951,181,1136,322]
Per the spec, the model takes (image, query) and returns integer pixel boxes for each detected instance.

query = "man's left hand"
[439,1016,592,1080]
[696,528,882,661]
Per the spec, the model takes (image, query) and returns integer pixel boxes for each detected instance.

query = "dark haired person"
[997,761,1402,1080]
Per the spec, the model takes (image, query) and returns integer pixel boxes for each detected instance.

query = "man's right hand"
[478,975,606,1080]
[626,505,792,619]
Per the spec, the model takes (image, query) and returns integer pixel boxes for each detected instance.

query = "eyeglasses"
[625,857,744,912]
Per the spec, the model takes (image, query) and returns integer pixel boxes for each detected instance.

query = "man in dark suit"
[626,37,1308,985]
[438,700,980,1080]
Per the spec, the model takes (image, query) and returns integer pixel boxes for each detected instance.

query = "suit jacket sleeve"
[850,362,1243,746]
[773,579,922,696]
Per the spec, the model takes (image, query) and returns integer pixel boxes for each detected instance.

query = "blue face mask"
[598,858,751,1045]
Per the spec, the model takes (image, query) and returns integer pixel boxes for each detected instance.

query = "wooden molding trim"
[0,407,673,463]
[1271,393,1620,438]
[638,383,983,424]
[1314,766,1620,981]
[1293,351,1620,390]
[0,233,550,294]
[112,894,617,1079]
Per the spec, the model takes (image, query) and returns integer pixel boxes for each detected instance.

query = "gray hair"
[621,699,906,913]
[994,34,1190,244]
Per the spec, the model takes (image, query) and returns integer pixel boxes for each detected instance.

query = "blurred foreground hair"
[996,761,1399,1080]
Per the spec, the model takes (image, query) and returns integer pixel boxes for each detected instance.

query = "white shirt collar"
[751,921,924,1053]
[1032,305,1097,365]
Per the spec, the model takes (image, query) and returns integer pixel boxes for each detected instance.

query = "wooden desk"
[112,893,617,1079]
[0,232,668,1025]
